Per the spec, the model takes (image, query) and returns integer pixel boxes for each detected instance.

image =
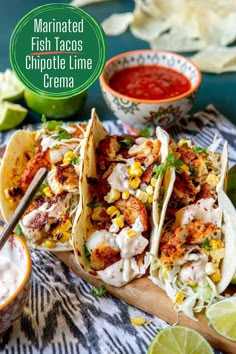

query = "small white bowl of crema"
[0,232,31,336]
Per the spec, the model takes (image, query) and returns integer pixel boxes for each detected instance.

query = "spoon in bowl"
[0,167,48,251]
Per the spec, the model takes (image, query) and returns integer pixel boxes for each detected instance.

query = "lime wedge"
[148,326,214,354]
[231,273,236,285]
[0,69,25,102]
[0,102,28,131]
[24,89,87,119]
[206,297,236,341]
[227,164,236,208]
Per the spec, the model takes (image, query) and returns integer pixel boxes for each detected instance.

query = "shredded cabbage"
[151,261,224,321]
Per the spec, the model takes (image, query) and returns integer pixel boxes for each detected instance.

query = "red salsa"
[109,65,191,100]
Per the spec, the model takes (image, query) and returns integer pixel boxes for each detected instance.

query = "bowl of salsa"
[99,50,202,132]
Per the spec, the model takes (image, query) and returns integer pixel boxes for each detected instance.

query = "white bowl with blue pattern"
[99,50,202,133]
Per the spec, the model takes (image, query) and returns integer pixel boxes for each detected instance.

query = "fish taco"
[0,118,88,251]
[149,137,236,320]
[72,110,170,287]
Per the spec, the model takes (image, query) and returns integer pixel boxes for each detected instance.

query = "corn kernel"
[151,177,156,187]
[175,292,185,305]
[52,219,72,237]
[113,217,124,228]
[104,188,121,203]
[91,207,104,221]
[209,239,224,250]
[146,185,154,195]
[181,164,189,173]
[135,190,148,203]
[148,195,153,204]
[210,269,221,283]
[132,161,142,169]
[128,167,143,177]
[129,176,141,190]
[131,316,146,326]
[206,174,219,186]
[43,186,53,198]
[122,190,130,200]
[128,162,143,177]
[43,240,56,249]
[63,151,75,164]
[56,231,70,243]
[106,206,117,216]
[111,210,121,218]
[126,230,138,238]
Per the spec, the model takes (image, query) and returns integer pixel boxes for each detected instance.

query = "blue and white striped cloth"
[1,105,234,354]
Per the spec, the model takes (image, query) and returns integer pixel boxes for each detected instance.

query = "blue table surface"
[1,0,236,126]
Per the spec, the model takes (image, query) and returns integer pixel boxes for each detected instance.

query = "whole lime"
[24,89,87,119]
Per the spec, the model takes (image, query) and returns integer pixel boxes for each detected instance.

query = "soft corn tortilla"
[150,141,236,295]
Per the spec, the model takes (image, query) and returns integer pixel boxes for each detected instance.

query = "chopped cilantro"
[203,238,212,251]
[153,163,166,178]
[52,128,71,140]
[119,268,123,272]
[45,120,63,131]
[139,127,154,138]
[166,153,183,170]
[14,224,24,236]
[87,200,103,209]
[153,153,184,178]
[84,244,91,261]
[188,165,197,176]
[192,146,209,158]
[181,142,188,147]
[120,137,133,149]
[90,284,107,297]
[70,156,79,165]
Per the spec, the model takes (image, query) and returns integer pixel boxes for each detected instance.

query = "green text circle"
[10,3,106,98]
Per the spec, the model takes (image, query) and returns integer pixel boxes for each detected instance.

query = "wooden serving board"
[56,251,236,354]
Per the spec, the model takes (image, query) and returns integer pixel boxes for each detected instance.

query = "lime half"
[0,69,25,102]
[0,102,28,131]
[206,297,236,342]
[24,89,87,119]
[148,326,214,354]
